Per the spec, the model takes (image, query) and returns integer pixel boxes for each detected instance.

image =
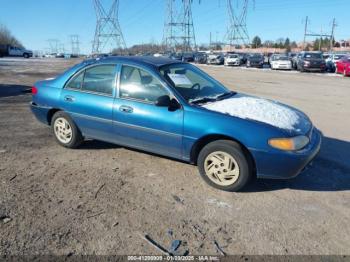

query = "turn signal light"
[268,136,309,151]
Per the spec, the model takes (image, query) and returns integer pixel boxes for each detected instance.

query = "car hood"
[201,93,312,136]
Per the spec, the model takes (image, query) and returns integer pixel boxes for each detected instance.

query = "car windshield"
[334,55,345,60]
[228,55,238,58]
[304,53,322,59]
[275,56,288,60]
[159,63,231,103]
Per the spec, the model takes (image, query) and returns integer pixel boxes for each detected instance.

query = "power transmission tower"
[47,39,59,54]
[302,16,337,51]
[225,0,252,49]
[59,43,65,53]
[163,0,198,52]
[70,35,80,56]
[92,0,126,55]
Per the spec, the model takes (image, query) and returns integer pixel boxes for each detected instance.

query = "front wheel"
[197,140,253,192]
[51,111,83,148]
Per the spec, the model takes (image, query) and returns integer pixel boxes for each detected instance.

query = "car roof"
[90,56,180,68]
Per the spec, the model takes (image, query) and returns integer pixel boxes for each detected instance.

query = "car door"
[59,64,117,141]
[113,64,183,159]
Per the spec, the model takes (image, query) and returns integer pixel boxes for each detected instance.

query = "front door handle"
[119,105,133,113]
[64,95,75,102]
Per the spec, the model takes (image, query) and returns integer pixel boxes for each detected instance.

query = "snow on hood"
[202,94,302,131]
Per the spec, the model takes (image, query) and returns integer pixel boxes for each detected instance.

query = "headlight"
[268,136,309,151]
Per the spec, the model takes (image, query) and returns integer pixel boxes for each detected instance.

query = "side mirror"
[155,95,171,107]
[155,95,181,111]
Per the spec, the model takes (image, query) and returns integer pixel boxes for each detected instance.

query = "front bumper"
[251,128,322,179]
[30,102,50,125]
[226,60,240,65]
[272,64,292,70]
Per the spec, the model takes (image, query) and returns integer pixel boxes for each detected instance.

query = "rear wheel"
[197,140,253,192]
[51,111,83,148]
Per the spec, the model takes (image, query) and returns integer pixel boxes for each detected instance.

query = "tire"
[23,53,29,58]
[197,140,253,192]
[298,64,304,72]
[51,111,83,148]
[345,70,348,77]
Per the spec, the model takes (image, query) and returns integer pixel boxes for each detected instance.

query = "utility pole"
[330,18,337,51]
[92,0,126,55]
[70,35,80,56]
[303,16,336,51]
[209,32,212,48]
[225,0,252,49]
[163,0,198,52]
[303,16,308,50]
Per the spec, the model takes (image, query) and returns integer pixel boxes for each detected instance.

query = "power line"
[92,0,126,54]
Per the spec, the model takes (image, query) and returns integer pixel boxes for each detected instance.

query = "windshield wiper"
[190,97,217,104]
[215,91,236,100]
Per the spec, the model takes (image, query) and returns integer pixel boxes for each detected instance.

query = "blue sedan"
[31,56,321,191]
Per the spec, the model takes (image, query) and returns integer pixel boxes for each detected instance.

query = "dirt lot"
[0,58,349,256]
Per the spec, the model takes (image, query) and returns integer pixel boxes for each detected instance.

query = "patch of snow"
[202,94,301,130]
[207,198,231,208]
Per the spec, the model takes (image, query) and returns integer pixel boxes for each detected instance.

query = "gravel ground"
[0,58,349,256]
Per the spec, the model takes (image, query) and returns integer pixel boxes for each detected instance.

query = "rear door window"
[82,65,116,95]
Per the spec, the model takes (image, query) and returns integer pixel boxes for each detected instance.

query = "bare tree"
[0,24,24,47]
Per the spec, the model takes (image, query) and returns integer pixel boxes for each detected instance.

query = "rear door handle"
[64,95,75,102]
[119,105,133,113]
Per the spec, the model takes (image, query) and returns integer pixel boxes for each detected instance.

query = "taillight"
[32,86,38,95]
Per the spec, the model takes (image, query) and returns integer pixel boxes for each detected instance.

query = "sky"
[0,0,349,54]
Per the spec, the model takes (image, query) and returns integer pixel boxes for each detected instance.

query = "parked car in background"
[292,53,301,70]
[296,52,326,72]
[238,53,248,65]
[194,52,207,64]
[288,52,297,62]
[335,55,350,77]
[326,53,347,72]
[207,53,224,65]
[181,52,195,62]
[55,53,65,58]
[44,53,56,58]
[224,54,241,66]
[0,44,33,58]
[270,54,292,70]
[170,53,182,61]
[246,53,264,68]
[30,56,321,192]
